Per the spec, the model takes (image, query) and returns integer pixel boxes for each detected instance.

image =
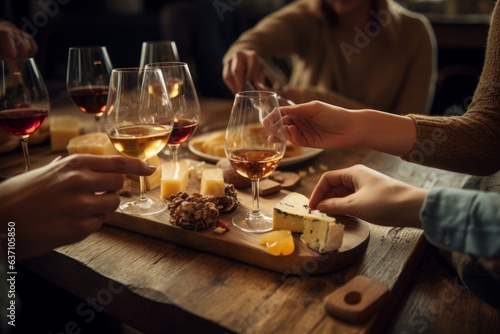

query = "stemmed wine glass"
[146,62,200,164]
[104,67,174,216]
[224,91,287,233]
[66,46,113,132]
[139,40,180,68]
[0,58,50,172]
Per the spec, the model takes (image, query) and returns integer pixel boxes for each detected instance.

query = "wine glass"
[224,91,287,233]
[104,67,173,216]
[139,40,180,68]
[66,46,113,132]
[0,58,50,172]
[146,62,200,164]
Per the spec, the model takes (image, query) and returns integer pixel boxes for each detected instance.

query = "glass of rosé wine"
[104,67,174,216]
[0,58,50,172]
[224,91,287,233]
[146,62,200,164]
[66,46,112,132]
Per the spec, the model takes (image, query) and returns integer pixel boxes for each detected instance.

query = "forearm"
[353,109,417,156]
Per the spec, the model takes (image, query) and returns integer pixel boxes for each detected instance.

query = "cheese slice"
[300,212,344,253]
[272,192,344,253]
[200,168,225,197]
[272,192,310,233]
[51,115,82,151]
[66,132,117,155]
[161,161,189,198]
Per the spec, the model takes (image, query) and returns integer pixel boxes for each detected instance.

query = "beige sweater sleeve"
[402,2,500,176]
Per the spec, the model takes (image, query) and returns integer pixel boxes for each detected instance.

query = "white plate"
[188,131,323,167]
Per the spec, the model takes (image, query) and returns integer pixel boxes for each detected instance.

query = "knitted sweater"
[404,1,500,176]
[223,0,437,115]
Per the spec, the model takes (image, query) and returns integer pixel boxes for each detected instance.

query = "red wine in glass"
[68,86,108,114]
[169,118,198,145]
[0,108,49,136]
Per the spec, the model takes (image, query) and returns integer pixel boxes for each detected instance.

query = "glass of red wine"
[146,62,200,164]
[224,91,286,233]
[0,58,50,172]
[66,46,112,132]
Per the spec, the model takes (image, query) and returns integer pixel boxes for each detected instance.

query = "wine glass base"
[119,194,167,216]
[232,212,273,233]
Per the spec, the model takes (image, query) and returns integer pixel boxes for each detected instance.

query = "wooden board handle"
[324,275,390,323]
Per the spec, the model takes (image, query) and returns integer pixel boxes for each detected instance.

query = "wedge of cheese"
[272,192,310,233]
[161,161,189,198]
[66,132,117,155]
[51,115,81,151]
[272,192,344,253]
[200,168,225,197]
[300,211,344,253]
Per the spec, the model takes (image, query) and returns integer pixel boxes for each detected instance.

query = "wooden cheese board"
[106,173,370,275]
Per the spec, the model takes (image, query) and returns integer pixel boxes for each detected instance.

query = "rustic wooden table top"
[4,93,500,333]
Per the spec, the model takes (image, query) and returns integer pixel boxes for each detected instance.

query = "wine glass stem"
[139,175,147,202]
[95,114,102,132]
[170,144,179,164]
[250,179,261,217]
[21,135,31,172]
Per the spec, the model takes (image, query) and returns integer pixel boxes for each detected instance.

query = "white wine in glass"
[0,58,50,172]
[146,62,200,164]
[224,91,287,233]
[104,67,173,216]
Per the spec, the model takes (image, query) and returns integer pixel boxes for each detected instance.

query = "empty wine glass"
[146,62,200,164]
[67,46,113,132]
[0,58,50,172]
[104,67,173,216]
[140,40,180,68]
[224,91,287,233]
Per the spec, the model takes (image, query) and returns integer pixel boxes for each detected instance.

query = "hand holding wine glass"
[66,46,112,132]
[0,58,50,172]
[104,67,173,216]
[224,91,287,233]
[147,62,200,163]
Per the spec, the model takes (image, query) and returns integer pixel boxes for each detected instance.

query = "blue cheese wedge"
[300,211,344,253]
[272,192,310,233]
[272,192,345,253]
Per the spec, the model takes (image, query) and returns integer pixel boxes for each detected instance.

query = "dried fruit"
[258,230,295,256]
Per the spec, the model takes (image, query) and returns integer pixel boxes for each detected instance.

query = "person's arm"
[0,20,37,59]
[0,154,155,260]
[281,101,417,156]
[422,188,500,259]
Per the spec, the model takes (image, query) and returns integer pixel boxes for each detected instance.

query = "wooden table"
[3,93,500,333]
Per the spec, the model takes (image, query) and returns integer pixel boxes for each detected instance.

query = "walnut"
[168,192,220,231]
[217,183,239,212]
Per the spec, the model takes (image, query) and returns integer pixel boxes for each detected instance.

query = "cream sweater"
[223,0,437,115]
[404,1,500,176]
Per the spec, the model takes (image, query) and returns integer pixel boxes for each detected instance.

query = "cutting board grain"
[105,175,370,275]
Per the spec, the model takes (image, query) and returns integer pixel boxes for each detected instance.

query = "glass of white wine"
[224,91,287,233]
[104,67,173,216]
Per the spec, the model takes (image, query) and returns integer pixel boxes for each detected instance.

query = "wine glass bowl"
[224,91,287,233]
[146,62,200,163]
[0,58,50,172]
[104,67,173,216]
[66,46,113,132]
[140,40,180,68]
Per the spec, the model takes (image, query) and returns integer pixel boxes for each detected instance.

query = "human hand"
[222,50,267,93]
[280,100,361,149]
[0,21,38,60]
[0,154,156,259]
[309,164,427,228]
